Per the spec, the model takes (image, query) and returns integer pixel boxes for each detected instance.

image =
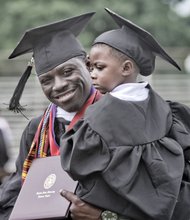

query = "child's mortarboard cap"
[8,12,95,113]
[93,8,181,76]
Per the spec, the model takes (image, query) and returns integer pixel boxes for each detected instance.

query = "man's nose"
[53,76,67,90]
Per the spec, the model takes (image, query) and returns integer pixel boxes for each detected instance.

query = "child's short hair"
[92,43,140,73]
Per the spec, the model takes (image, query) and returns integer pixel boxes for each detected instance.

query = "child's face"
[89,45,126,94]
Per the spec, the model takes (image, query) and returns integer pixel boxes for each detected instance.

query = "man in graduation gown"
[0,12,103,220]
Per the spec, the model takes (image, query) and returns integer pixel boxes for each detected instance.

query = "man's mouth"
[54,89,76,101]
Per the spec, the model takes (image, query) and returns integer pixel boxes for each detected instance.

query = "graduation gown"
[0,115,63,220]
[0,116,41,219]
[61,86,190,220]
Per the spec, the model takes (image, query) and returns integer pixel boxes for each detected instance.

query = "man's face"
[38,57,92,112]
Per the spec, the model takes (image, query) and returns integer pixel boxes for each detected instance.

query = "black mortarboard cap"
[93,8,181,76]
[8,12,95,113]
[9,11,95,75]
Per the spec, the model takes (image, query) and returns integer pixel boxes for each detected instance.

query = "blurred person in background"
[0,117,12,184]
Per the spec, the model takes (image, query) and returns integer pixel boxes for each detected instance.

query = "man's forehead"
[39,57,85,77]
[58,57,84,68]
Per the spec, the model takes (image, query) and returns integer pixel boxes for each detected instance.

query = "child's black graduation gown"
[61,86,190,220]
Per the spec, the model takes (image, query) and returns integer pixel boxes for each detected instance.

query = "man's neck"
[56,107,77,122]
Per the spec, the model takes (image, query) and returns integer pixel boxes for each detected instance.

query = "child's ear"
[122,60,133,76]
[85,55,91,71]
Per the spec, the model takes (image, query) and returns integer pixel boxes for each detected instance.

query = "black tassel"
[9,57,34,113]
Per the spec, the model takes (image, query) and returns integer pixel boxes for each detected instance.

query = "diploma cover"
[9,156,77,220]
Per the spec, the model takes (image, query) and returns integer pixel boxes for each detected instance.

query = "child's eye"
[95,65,104,71]
[89,63,105,72]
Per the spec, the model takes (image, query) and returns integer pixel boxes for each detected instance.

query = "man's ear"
[85,55,91,71]
[122,60,133,76]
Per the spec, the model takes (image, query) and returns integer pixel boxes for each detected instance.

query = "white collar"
[56,107,77,121]
[110,82,149,101]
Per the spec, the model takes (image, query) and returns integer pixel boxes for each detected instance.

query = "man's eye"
[63,68,73,76]
[40,78,51,85]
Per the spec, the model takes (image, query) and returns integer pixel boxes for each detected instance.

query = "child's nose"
[90,69,97,79]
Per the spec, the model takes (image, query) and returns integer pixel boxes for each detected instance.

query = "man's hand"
[60,190,102,220]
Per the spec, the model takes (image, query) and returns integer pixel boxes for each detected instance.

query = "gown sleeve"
[61,116,186,220]
[168,101,190,220]
[0,116,40,220]
[60,119,111,180]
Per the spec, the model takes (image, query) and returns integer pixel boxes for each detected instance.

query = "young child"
[60,8,190,220]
